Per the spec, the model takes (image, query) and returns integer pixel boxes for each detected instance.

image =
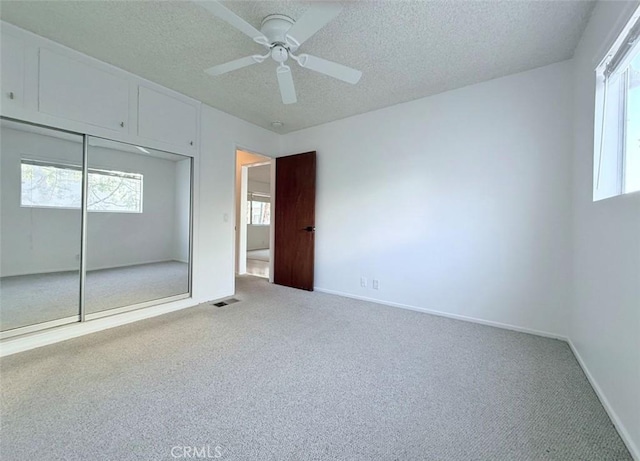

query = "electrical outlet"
[360,277,367,288]
[372,279,380,290]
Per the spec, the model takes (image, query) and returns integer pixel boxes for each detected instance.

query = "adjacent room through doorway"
[246,163,271,278]
[235,150,272,279]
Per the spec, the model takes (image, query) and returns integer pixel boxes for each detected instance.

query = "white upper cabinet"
[38,48,129,133]
[1,22,200,156]
[137,86,198,152]
[1,32,25,111]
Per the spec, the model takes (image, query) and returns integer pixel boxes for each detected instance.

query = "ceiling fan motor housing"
[260,14,295,48]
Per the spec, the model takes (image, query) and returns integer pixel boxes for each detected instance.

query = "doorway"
[234,149,317,290]
[235,150,272,279]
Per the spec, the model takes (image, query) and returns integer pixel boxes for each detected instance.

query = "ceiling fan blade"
[195,1,269,45]
[285,2,342,49]
[204,55,260,76]
[276,65,297,104]
[297,54,362,84]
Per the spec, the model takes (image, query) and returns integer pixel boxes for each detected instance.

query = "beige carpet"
[0,276,631,460]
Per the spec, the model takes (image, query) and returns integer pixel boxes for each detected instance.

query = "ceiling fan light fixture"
[271,45,289,63]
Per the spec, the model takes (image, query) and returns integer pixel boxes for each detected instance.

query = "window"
[21,160,143,212]
[594,8,640,200]
[247,192,270,225]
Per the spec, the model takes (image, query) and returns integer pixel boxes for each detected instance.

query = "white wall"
[281,61,574,337]
[195,106,279,302]
[248,178,270,194]
[570,1,640,457]
[0,126,184,277]
[247,226,269,251]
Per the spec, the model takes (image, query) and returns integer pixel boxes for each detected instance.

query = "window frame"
[594,6,640,200]
[247,192,271,226]
[20,158,144,213]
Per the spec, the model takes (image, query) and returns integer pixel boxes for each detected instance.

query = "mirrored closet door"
[85,137,191,317]
[0,119,193,337]
[0,119,83,332]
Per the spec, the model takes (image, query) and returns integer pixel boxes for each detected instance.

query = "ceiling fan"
[196,1,362,104]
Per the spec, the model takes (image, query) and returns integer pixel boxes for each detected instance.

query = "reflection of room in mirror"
[0,120,83,331]
[85,137,191,315]
[0,120,192,333]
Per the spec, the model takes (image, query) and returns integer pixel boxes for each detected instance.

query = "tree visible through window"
[21,160,143,213]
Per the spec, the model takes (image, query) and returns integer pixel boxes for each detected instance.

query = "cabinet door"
[38,48,129,132]
[138,86,197,151]
[1,32,25,111]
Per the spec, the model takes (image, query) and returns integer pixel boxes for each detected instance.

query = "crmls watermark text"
[171,445,223,459]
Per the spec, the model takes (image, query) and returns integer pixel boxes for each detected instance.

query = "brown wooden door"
[274,151,316,291]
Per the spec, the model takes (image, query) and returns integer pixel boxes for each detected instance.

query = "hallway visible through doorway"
[247,249,269,278]
[236,150,272,279]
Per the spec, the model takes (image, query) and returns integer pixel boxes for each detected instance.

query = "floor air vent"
[212,298,240,307]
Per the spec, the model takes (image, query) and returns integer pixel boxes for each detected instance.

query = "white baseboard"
[314,287,567,340]
[567,340,640,461]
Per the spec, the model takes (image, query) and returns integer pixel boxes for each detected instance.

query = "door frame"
[234,147,274,281]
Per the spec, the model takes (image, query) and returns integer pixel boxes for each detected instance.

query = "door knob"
[303,226,315,232]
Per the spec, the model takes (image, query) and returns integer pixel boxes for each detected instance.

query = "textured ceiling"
[0,1,595,133]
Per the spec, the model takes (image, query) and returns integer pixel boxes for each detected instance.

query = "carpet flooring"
[0,276,631,460]
[0,261,189,332]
